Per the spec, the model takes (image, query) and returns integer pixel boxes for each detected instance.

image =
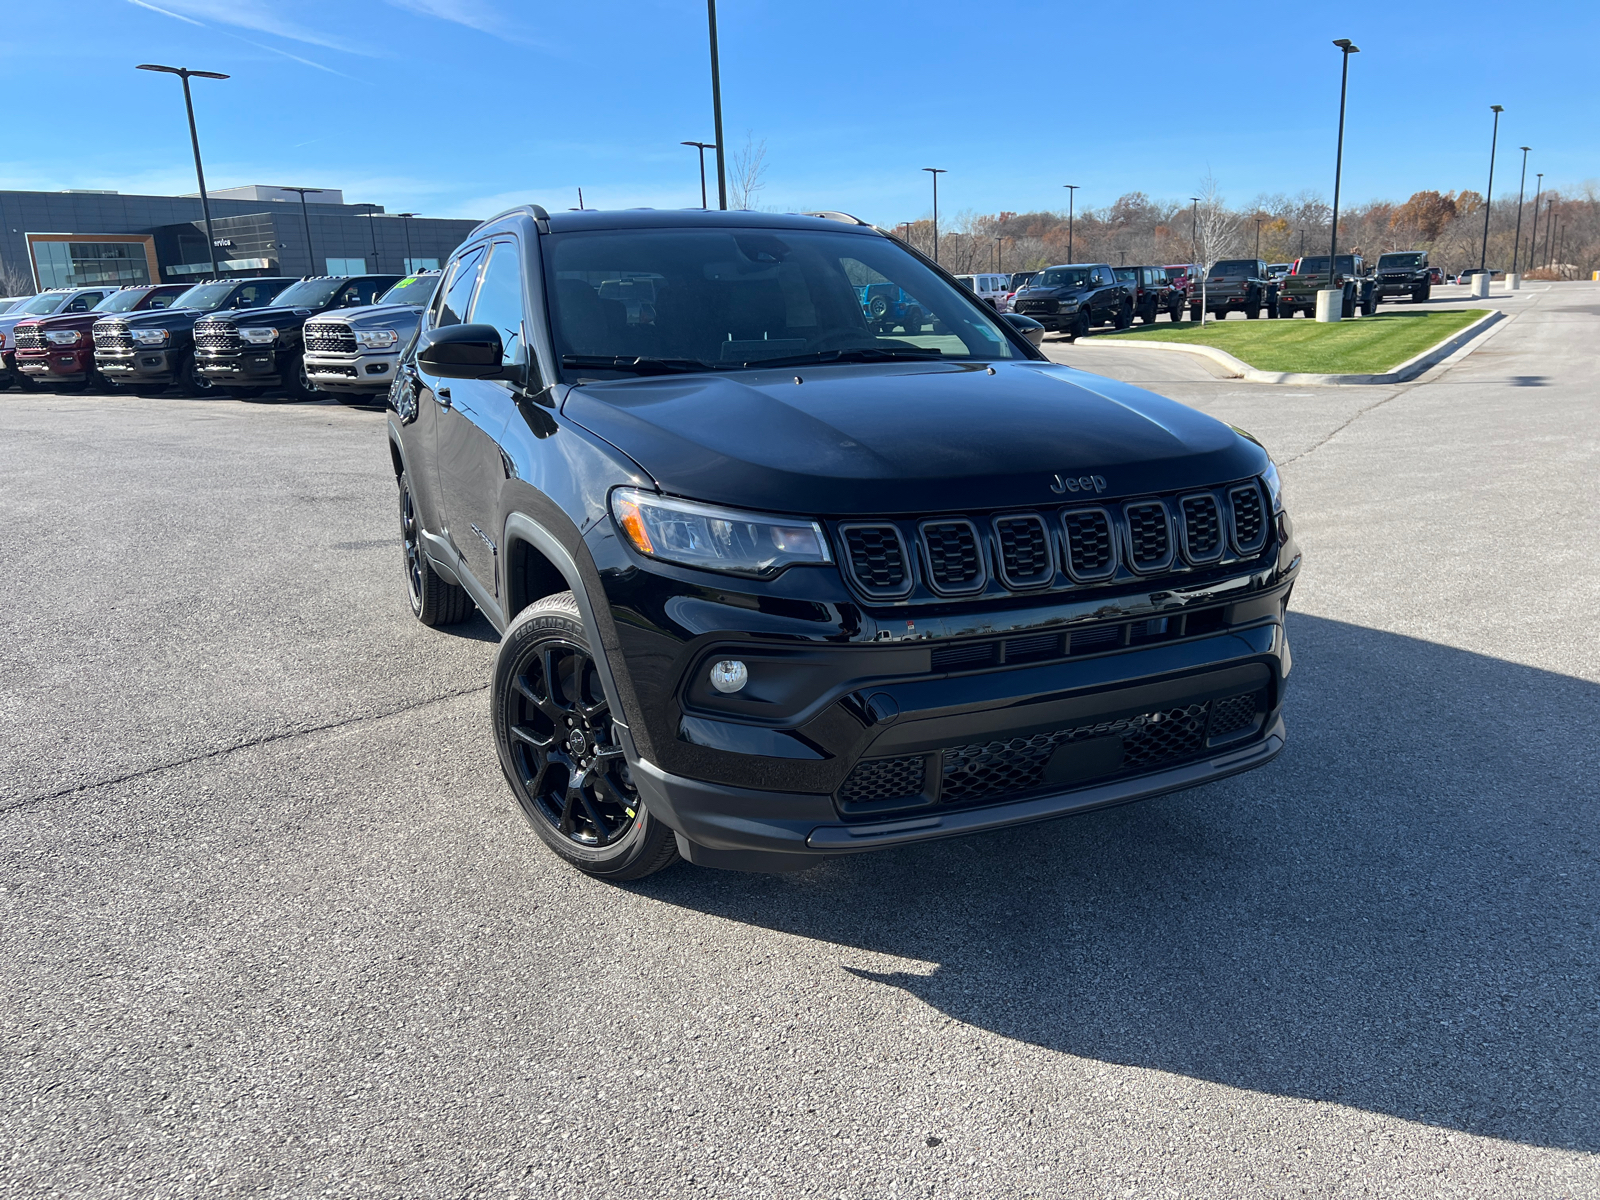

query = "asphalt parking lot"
[3,284,1597,1199]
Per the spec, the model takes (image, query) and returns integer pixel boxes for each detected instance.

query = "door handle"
[436,386,452,409]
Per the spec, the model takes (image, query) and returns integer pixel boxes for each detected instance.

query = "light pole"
[1479,105,1503,272]
[361,204,381,271]
[396,213,418,273]
[899,222,912,245]
[1190,197,1200,261]
[1255,217,1264,259]
[282,187,324,274]
[923,168,946,264]
[1299,228,1306,258]
[680,141,716,209]
[1528,173,1544,273]
[1511,147,1530,278]
[706,1,727,210]
[137,63,229,278]
[1063,184,1079,263]
[1328,39,1360,295]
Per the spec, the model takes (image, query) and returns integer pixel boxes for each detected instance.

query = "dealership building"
[0,185,482,292]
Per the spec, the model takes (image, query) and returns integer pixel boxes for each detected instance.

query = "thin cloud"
[127,0,203,25]
[128,0,372,55]
[123,0,360,77]
[385,0,549,48]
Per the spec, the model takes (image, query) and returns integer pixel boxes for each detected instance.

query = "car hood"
[1019,286,1090,299]
[192,305,322,327]
[560,359,1265,515]
[304,302,424,330]
[112,307,228,330]
[0,309,61,334]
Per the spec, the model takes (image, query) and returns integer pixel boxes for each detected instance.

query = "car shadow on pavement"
[637,612,1600,1152]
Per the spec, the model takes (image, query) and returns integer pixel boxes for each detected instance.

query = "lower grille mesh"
[838,756,925,805]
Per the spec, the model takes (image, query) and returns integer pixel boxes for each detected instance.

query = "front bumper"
[197,348,283,384]
[96,348,179,384]
[16,347,92,381]
[304,349,396,393]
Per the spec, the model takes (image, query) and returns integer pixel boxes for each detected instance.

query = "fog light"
[709,660,748,694]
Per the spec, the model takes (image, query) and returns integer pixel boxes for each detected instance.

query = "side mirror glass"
[1001,312,1045,347]
[417,323,505,379]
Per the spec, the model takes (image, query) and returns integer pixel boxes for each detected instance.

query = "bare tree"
[0,260,35,296]
[1192,174,1241,322]
[728,132,768,211]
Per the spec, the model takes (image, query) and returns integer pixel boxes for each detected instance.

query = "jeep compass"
[388,208,1299,880]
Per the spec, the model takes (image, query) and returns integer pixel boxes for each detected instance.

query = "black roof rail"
[801,210,893,236]
[479,204,552,235]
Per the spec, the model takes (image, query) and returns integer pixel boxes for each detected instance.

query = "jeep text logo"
[1050,473,1107,495]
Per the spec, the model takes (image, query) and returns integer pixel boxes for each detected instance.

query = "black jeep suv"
[95,277,297,395]
[194,274,399,399]
[1011,263,1132,337]
[1116,265,1186,324]
[389,208,1298,880]
[1194,259,1276,320]
[1372,251,1431,304]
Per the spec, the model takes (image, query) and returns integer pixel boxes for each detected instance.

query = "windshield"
[544,226,1019,380]
[378,275,440,306]
[1036,267,1092,289]
[1114,268,1136,282]
[18,292,69,315]
[94,289,154,313]
[270,278,346,308]
[169,282,236,311]
[1378,253,1425,269]
[1293,256,1355,275]
[1164,267,1188,282]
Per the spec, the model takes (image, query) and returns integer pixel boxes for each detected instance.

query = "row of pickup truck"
[0,270,441,402]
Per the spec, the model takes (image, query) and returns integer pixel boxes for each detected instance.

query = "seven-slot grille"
[1229,483,1267,553]
[1179,493,1223,562]
[94,323,132,352]
[1124,502,1172,572]
[304,322,356,353]
[920,520,985,593]
[1062,508,1116,580]
[834,480,1273,599]
[193,321,239,352]
[840,524,909,596]
[992,514,1052,588]
[12,325,47,351]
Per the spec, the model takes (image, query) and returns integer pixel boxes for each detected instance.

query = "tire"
[1189,304,1202,322]
[177,353,214,398]
[1170,303,1185,323]
[1279,304,1294,319]
[867,295,889,320]
[398,470,474,627]
[1114,300,1133,330]
[1341,291,1355,320]
[1071,309,1090,340]
[282,352,321,402]
[1418,285,1431,302]
[492,592,680,882]
[1245,304,1259,319]
[902,308,922,334]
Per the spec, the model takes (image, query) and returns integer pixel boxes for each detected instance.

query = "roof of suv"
[536,208,883,236]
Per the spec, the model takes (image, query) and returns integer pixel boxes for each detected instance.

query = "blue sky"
[4,1,1595,224]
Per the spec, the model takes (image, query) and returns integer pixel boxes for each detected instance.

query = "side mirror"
[1002,313,1046,347]
[417,323,505,379]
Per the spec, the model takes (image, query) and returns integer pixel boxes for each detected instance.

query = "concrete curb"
[1076,308,1507,386]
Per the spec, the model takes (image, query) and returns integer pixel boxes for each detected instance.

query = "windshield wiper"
[561,354,720,376]
[745,347,945,368]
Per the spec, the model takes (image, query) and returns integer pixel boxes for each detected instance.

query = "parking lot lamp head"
[1329,40,1359,286]
[681,141,716,209]
[1480,106,1503,272]
[137,64,229,277]
[922,168,947,263]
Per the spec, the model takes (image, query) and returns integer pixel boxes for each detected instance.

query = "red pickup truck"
[14,284,191,390]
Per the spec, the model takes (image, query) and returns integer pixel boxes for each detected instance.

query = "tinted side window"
[469,241,527,369]
[431,246,486,329]
[68,292,105,312]
[232,284,273,308]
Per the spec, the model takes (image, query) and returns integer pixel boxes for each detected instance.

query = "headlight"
[1262,460,1284,512]
[238,327,277,345]
[45,330,82,345]
[610,487,832,577]
[131,328,169,346]
[354,328,399,350]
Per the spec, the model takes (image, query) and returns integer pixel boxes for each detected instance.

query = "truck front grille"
[1124,502,1172,572]
[12,326,46,351]
[193,322,239,352]
[837,690,1264,813]
[1229,483,1266,552]
[94,323,133,352]
[841,524,909,597]
[1179,494,1222,561]
[993,515,1052,588]
[920,520,984,593]
[304,322,356,353]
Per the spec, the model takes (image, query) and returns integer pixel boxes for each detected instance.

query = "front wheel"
[492,593,680,881]
[1418,285,1431,302]
[177,353,213,397]
[1070,310,1090,340]
[282,352,321,403]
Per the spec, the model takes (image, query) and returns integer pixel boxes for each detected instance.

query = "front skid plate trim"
[806,715,1284,851]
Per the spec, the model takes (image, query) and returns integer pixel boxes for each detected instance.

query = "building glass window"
[326,257,367,275]
[33,240,152,289]
[404,257,440,273]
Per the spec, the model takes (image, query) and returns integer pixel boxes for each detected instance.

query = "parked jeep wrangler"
[303,272,442,403]
[1011,263,1131,337]
[1116,265,1185,324]
[387,207,1297,879]
[14,284,190,390]
[194,274,399,399]
[94,277,297,395]
[1372,251,1431,303]
[1278,254,1371,319]
[1193,259,1276,320]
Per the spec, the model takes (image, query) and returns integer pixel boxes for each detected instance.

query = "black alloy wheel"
[492,593,679,880]
[398,471,472,626]
[867,294,890,320]
[1071,309,1091,340]
[178,353,214,397]
[283,352,320,403]
[1115,300,1133,329]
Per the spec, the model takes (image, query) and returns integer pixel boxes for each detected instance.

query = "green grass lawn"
[1099,309,1483,374]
